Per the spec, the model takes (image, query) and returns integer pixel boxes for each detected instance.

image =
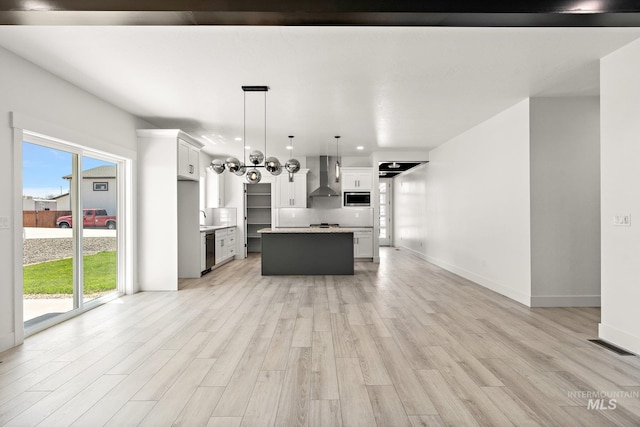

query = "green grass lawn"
[24,251,117,295]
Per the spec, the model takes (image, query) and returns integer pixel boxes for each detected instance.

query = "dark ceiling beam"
[2,1,640,26]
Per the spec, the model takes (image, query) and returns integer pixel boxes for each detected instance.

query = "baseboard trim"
[530,295,600,307]
[394,245,531,307]
[598,323,640,356]
[0,332,16,353]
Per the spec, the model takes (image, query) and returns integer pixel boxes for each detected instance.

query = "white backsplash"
[204,207,237,227]
[278,207,373,227]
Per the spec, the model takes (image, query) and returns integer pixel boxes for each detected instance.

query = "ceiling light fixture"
[211,86,298,184]
[335,136,341,183]
[356,146,364,150]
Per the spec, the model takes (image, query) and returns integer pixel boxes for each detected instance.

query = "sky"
[23,142,113,199]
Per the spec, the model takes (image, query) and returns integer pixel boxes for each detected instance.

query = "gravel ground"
[23,237,117,265]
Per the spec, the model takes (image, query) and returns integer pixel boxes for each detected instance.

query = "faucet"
[200,210,207,222]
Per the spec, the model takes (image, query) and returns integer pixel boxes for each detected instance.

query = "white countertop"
[200,225,235,233]
[258,227,354,234]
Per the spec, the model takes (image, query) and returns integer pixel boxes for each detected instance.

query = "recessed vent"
[588,339,635,356]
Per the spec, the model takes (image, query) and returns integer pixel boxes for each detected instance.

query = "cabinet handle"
[189,164,194,174]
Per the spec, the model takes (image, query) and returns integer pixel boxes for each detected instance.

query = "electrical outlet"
[0,217,8,229]
[613,214,631,227]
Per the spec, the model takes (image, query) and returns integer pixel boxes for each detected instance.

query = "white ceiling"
[1,26,639,157]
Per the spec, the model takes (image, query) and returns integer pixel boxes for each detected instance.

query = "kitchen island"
[258,228,354,275]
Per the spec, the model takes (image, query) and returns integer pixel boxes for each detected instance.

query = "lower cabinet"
[353,228,373,259]
[215,227,236,265]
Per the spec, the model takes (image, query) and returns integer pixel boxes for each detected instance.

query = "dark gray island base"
[259,228,354,275]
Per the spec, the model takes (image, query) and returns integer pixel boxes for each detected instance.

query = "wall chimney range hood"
[309,156,340,197]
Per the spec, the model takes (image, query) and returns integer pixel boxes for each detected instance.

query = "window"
[93,182,108,191]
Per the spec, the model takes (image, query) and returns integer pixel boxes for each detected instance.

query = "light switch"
[613,214,631,227]
[0,216,8,229]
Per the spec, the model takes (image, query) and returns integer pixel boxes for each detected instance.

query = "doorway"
[22,134,123,332]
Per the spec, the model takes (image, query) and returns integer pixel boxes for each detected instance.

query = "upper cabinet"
[276,169,309,208]
[177,138,200,181]
[341,168,373,191]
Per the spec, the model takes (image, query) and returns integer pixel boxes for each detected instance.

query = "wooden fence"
[23,210,71,228]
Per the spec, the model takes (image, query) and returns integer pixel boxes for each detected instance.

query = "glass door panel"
[22,142,75,326]
[379,180,392,246]
[81,155,118,303]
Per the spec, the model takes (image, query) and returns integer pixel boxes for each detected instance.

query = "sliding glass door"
[22,136,123,331]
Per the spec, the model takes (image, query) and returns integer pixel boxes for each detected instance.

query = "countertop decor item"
[210,85,299,184]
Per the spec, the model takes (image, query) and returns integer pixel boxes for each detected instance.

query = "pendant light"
[210,85,298,184]
[285,135,301,182]
[334,135,341,183]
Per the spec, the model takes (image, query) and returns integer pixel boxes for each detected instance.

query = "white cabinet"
[342,168,373,191]
[353,228,374,259]
[206,169,225,208]
[215,227,236,265]
[276,169,308,208]
[178,138,200,181]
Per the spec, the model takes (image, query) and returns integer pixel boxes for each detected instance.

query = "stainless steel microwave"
[344,191,371,207]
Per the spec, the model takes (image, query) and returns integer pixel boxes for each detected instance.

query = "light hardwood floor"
[2,248,640,426]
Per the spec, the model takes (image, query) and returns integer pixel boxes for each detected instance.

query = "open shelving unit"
[245,183,272,253]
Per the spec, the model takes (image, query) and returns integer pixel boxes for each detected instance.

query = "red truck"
[56,209,117,229]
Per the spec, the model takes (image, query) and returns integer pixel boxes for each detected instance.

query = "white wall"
[393,165,427,254]
[529,97,601,307]
[395,100,532,305]
[0,46,145,352]
[600,38,640,354]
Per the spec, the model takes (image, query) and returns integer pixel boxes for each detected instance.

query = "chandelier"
[210,85,300,184]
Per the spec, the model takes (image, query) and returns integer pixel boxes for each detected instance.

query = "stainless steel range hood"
[309,156,340,197]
